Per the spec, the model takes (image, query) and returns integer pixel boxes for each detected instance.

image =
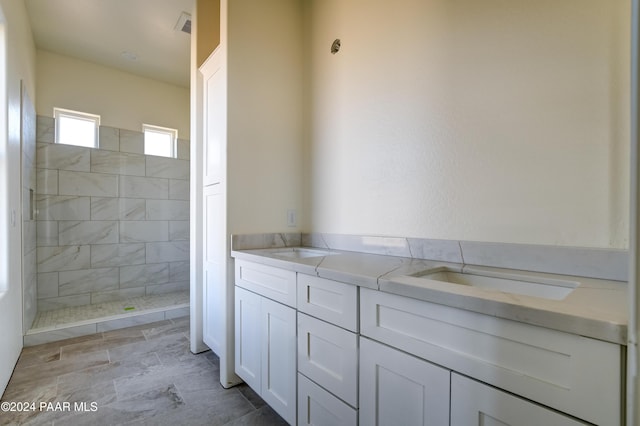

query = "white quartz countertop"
[231,247,628,345]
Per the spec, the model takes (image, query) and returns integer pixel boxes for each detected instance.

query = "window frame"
[53,107,100,149]
[143,123,178,158]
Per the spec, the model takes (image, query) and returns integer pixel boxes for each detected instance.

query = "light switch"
[287,209,297,227]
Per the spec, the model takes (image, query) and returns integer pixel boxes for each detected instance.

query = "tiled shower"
[23,115,190,343]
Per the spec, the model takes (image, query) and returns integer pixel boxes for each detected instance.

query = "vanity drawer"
[298,312,358,407]
[297,274,358,331]
[360,288,621,426]
[235,260,296,307]
[298,373,357,426]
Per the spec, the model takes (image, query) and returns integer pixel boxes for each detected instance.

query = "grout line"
[233,386,261,411]
[458,241,466,266]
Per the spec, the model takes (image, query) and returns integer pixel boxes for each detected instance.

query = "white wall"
[307,0,630,249]
[36,50,190,138]
[0,0,36,396]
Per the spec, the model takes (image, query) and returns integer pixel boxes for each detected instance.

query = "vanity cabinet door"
[297,313,358,406]
[298,373,357,426]
[451,373,588,426]
[261,296,297,425]
[234,286,297,425]
[234,286,262,391]
[360,337,450,426]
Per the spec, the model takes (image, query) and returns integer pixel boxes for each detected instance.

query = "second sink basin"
[271,248,338,259]
[412,267,578,300]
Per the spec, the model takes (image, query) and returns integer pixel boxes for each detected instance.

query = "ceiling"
[24,0,195,88]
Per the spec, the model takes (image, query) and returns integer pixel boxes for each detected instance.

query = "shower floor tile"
[26,291,189,346]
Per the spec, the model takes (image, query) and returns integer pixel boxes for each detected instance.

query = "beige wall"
[227,0,305,233]
[0,0,36,395]
[36,50,191,138]
[307,0,630,249]
[197,0,220,67]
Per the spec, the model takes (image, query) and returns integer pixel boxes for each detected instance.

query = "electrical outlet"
[287,209,297,227]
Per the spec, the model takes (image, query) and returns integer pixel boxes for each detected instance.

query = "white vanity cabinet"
[297,274,359,426]
[234,261,297,425]
[360,287,622,425]
[232,256,623,425]
[450,373,587,426]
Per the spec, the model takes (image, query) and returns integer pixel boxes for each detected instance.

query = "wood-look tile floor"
[0,317,287,426]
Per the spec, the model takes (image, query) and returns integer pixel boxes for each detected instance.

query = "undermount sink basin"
[412,268,578,301]
[271,248,337,259]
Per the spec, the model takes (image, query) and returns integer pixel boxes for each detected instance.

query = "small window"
[54,108,100,148]
[144,124,178,158]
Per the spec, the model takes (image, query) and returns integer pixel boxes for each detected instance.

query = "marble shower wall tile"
[37,143,90,172]
[119,199,147,220]
[24,222,37,253]
[169,179,190,200]
[37,272,59,298]
[90,197,119,220]
[99,126,120,151]
[146,241,189,263]
[58,221,119,245]
[91,150,146,176]
[120,175,169,199]
[59,268,120,296]
[59,170,118,197]
[120,221,169,243]
[146,156,189,179]
[146,200,189,220]
[91,198,146,221]
[119,264,170,288]
[36,116,55,143]
[36,168,58,195]
[36,221,58,246]
[177,139,190,160]
[91,287,147,305]
[169,261,189,282]
[35,116,191,309]
[119,129,144,154]
[146,281,189,295]
[38,294,92,312]
[169,221,189,241]
[91,244,146,268]
[36,195,91,221]
[37,245,91,273]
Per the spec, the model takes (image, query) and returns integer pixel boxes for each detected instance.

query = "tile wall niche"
[35,115,190,312]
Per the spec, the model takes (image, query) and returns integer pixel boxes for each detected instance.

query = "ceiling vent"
[175,11,192,35]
